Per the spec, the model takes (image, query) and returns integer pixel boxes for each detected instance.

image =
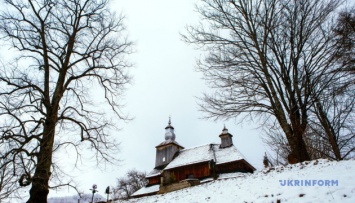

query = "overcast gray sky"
[48,0,266,199]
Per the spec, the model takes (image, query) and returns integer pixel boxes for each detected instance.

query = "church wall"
[163,161,211,184]
[147,176,160,186]
[217,160,254,173]
[155,144,180,168]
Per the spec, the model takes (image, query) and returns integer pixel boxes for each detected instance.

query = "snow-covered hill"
[48,193,105,203]
[125,159,355,203]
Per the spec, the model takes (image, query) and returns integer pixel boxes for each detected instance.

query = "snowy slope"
[48,193,105,203]
[124,159,355,203]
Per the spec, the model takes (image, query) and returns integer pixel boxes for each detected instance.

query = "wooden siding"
[147,176,160,186]
[164,161,211,184]
[220,134,233,148]
[155,144,181,168]
[217,160,254,173]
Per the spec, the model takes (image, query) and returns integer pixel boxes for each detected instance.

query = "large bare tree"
[311,6,355,160]
[269,7,355,161]
[183,0,342,162]
[309,78,355,160]
[112,169,147,200]
[0,0,132,202]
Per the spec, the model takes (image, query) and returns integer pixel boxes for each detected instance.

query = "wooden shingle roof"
[164,143,246,170]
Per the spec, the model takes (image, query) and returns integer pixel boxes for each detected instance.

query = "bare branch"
[0,0,132,202]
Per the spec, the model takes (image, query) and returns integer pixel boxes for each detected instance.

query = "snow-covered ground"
[124,159,355,203]
[48,193,105,203]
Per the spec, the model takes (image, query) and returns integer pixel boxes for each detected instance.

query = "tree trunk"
[315,101,342,160]
[283,135,310,163]
[292,134,311,162]
[27,119,56,203]
[291,111,311,162]
[278,116,310,163]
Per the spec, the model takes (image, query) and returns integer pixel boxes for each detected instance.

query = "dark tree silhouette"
[0,158,22,202]
[183,0,342,163]
[334,7,355,74]
[304,7,355,160]
[0,0,132,202]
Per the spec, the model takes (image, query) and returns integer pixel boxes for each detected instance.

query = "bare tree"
[183,0,342,162]
[309,82,355,160]
[307,10,355,159]
[0,0,132,202]
[263,89,355,162]
[262,119,337,165]
[0,158,22,203]
[333,7,355,75]
[112,169,147,200]
[261,122,290,165]
[308,8,355,160]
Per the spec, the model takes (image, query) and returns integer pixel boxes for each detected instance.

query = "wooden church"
[131,119,255,197]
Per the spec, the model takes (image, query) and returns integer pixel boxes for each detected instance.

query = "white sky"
[46,0,266,199]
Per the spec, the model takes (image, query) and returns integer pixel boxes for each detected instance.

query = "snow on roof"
[164,144,214,170]
[164,143,246,170]
[131,184,160,197]
[213,144,244,165]
[146,169,162,178]
[155,140,183,148]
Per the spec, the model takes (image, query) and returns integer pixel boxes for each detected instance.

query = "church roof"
[219,125,233,137]
[164,143,245,170]
[214,143,245,164]
[146,168,162,178]
[155,140,184,148]
[131,184,160,197]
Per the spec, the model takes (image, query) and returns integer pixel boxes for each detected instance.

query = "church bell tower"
[154,118,184,169]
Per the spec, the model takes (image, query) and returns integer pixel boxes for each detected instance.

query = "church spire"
[155,117,183,169]
[222,124,227,133]
[164,117,175,140]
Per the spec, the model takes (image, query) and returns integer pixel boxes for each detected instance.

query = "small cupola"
[164,117,176,141]
[219,125,233,148]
